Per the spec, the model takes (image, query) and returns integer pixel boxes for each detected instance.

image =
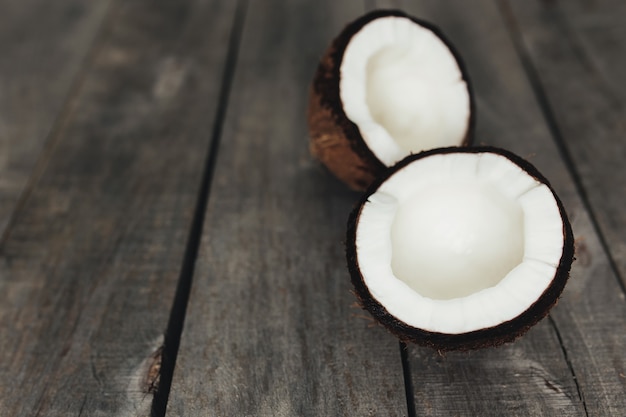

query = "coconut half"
[346,147,574,350]
[308,10,474,190]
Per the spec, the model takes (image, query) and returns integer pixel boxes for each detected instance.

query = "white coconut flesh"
[356,152,565,334]
[340,16,471,166]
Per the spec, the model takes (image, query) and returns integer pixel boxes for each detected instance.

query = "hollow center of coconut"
[355,151,566,334]
[340,16,471,166]
[391,181,524,300]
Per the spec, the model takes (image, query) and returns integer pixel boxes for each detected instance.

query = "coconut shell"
[346,146,575,351]
[308,10,475,191]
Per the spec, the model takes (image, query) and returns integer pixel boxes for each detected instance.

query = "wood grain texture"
[381,0,626,415]
[405,331,584,417]
[504,0,626,291]
[167,1,407,415]
[499,0,626,413]
[0,0,237,415]
[0,0,111,237]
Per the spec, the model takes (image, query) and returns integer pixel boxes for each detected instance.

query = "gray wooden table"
[1,0,625,415]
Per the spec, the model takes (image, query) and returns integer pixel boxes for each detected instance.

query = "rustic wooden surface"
[0,0,238,415]
[1,0,625,416]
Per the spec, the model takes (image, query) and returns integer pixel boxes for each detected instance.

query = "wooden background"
[1,0,625,415]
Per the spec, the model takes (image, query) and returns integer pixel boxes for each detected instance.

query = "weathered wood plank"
[499,0,626,413]
[405,330,584,416]
[504,0,626,294]
[0,0,238,415]
[382,0,626,415]
[167,1,407,415]
[0,0,111,237]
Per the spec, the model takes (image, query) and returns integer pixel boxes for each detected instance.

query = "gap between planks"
[547,315,589,417]
[150,1,249,415]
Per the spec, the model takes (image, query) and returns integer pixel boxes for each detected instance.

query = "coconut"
[346,147,574,350]
[308,10,475,190]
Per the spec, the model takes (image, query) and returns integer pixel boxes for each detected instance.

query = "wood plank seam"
[400,342,417,417]
[495,0,626,298]
[150,1,249,415]
[548,315,589,417]
[0,0,117,246]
